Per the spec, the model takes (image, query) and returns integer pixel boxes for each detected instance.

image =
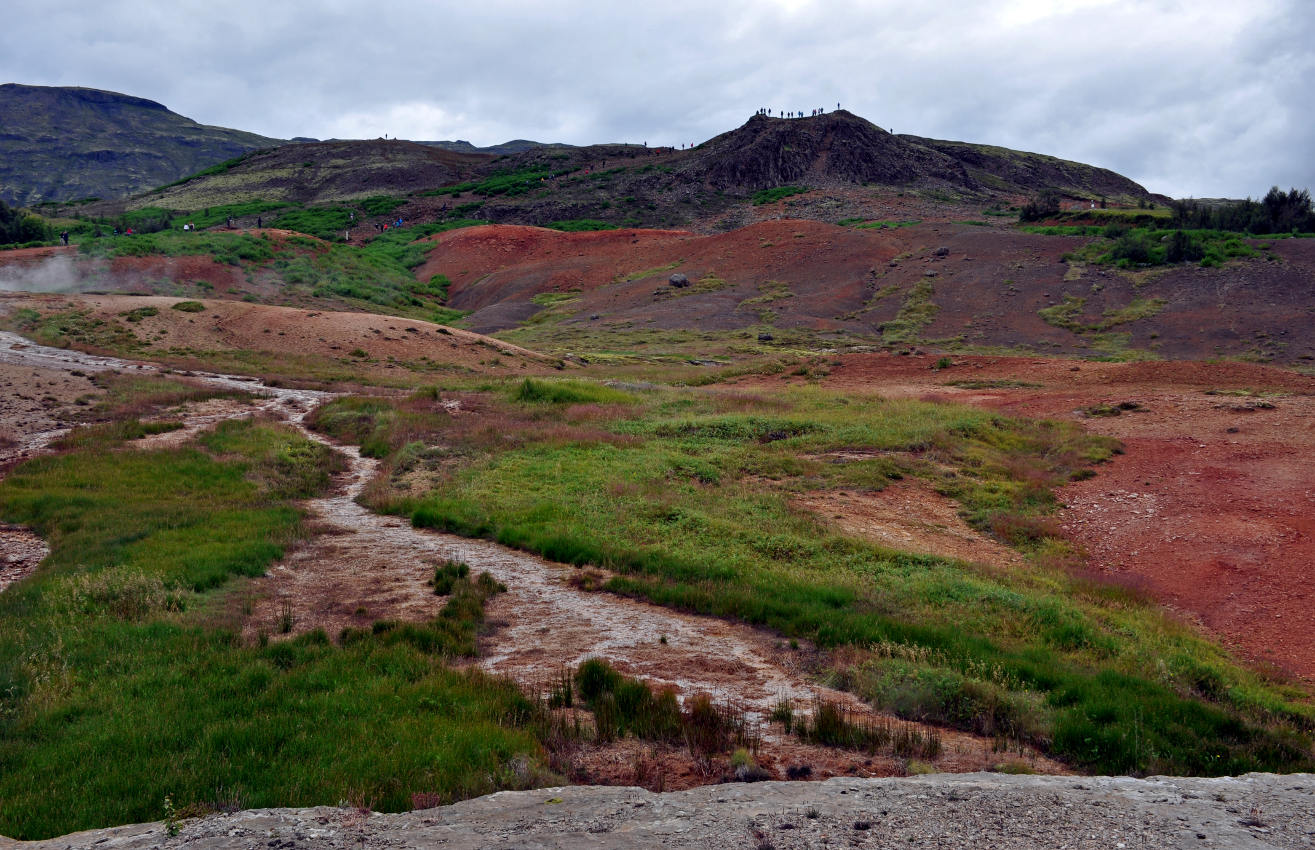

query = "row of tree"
[1170,187,1314,234]
[0,199,53,245]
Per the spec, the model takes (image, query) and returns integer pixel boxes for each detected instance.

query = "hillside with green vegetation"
[22,107,1165,235]
[65,226,478,320]
[0,84,279,207]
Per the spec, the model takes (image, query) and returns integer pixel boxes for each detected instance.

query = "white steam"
[0,254,97,293]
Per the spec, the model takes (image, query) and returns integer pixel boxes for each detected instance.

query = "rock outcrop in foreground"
[7,773,1313,849]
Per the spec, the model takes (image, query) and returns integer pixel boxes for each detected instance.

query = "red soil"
[784,354,1315,682]
[415,222,1315,365]
[417,220,903,334]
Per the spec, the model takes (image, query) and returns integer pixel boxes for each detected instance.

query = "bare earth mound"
[1,293,551,373]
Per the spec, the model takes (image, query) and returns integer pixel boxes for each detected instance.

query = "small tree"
[0,199,52,245]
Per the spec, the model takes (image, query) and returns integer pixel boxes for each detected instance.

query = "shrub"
[170,300,206,313]
[0,199,53,244]
[1019,191,1061,223]
[120,307,158,323]
[1165,230,1204,263]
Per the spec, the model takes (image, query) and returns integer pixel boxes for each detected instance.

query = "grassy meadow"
[0,382,550,839]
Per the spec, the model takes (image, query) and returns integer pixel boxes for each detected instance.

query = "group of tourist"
[755,103,839,119]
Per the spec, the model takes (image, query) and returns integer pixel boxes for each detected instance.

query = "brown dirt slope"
[1,293,551,370]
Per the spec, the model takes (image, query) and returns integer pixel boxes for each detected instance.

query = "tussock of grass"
[559,658,754,759]
[1039,295,1166,334]
[512,378,636,405]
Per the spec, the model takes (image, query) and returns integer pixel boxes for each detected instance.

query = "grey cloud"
[2,0,1311,198]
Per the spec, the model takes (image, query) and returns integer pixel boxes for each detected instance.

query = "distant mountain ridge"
[418,139,559,156]
[0,83,280,206]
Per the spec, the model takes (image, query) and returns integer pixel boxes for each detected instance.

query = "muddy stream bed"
[0,331,1061,784]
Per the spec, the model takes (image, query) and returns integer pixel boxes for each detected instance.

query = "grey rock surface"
[6,773,1313,849]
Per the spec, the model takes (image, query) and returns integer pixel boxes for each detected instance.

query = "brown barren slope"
[0,293,551,372]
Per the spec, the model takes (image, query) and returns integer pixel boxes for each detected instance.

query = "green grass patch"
[841,219,921,230]
[511,377,636,405]
[358,195,407,217]
[881,280,938,345]
[155,152,258,190]
[271,206,354,241]
[943,379,1042,389]
[120,306,159,323]
[613,262,680,284]
[471,167,575,198]
[9,307,143,353]
[1039,296,1166,334]
[1020,225,1104,237]
[752,186,809,205]
[548,219,619,232]
[183,200,291,230]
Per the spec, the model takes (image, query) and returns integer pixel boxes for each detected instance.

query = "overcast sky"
[3,0,1311,198]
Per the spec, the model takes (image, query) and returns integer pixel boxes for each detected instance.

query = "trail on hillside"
[0,331,1062,785]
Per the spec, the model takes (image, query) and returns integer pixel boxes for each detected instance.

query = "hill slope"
[138,139,492,208]
[116,109,1159,232]
[0,84,280,206]
[414,220,1315,365]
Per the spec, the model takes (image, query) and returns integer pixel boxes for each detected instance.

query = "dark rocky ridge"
[0,84,279,206]
[687,110,973,190]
